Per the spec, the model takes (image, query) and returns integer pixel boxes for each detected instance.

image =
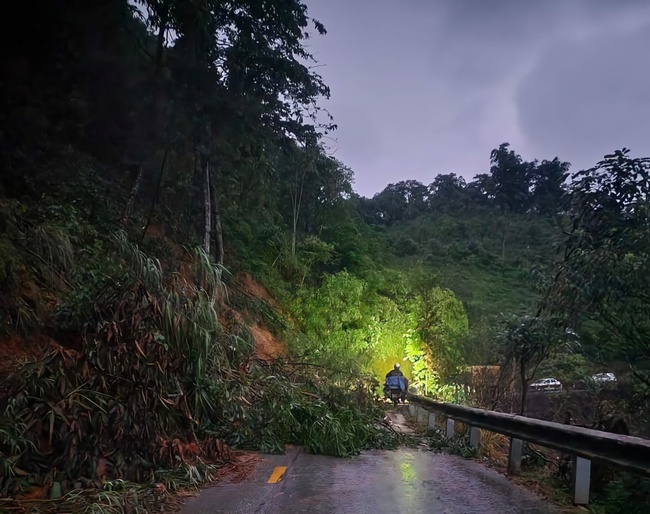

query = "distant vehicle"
[591,372,617,383]
[529,377,562,392]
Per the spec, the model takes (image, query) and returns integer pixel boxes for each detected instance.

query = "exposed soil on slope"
[249,323,284,361]
[2,221,287,377]
[238,272,280,309]
[0,334,55,374]
[233,273,286,360]
[140,223,287,361]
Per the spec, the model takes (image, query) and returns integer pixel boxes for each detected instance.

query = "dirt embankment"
[234,273,286,361]
[0,334,48,374]
[144,225,287,362]
[238,273,280,309]
[0,225,287,375]
[249,324,284,361]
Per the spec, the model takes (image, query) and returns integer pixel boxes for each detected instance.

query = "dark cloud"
[304,0,650,196]
[516,23,650,171]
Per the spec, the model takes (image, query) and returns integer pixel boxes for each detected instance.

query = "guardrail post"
[469,426,481,448]
[427,412,436,433]
[407,393,650,483]
[508,438,523,475]
[445,418,455,439]
[571,456,591,506]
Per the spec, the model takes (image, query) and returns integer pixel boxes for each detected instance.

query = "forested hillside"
[357,148,568,364]
[1,0,650,512]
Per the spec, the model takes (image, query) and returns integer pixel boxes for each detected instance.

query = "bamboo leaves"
[0,230,398,507]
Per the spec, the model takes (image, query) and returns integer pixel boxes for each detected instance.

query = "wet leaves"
[0,235,397,512]
[0,241,234,502]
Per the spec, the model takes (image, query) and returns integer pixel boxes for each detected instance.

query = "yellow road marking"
[267,466,287,484]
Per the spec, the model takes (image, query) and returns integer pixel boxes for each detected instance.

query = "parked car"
[591,372,616,383]
[529,377,563,392]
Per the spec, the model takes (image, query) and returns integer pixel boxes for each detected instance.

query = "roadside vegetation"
[1,0,649,512]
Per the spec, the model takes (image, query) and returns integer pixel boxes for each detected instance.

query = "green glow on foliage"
[293,270,469,399]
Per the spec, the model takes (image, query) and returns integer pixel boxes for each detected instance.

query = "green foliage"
[290,268,469,391]
[292,272,369,367]
[544,151,650,380]
[202,362,400,458]
[0,484,171,514]
[536,352,593,384]
[365,296,416,379]
[390,235,419,256]
[2,0,650,510]
[591,473,650,514]
[1,235,230,492]
[498,315,562,372]
[0,230,397,503]
[426,429,477,459]
[416,287,469,380]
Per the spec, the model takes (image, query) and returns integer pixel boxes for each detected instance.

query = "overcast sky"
[303,0,650,197]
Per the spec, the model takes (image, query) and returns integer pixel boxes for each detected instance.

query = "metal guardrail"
[408,393,650,505]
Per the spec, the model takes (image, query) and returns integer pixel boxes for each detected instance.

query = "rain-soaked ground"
[182,411,560,514]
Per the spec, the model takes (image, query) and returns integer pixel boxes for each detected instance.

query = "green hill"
[2,0,649,510]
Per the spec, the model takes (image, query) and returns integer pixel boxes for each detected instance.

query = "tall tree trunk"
[121,9,169,229]
[291,169,305,257]
[509,359,517,412]
[203,159,211,256]
[149,4,169,139]
[519,358,528,415]
[140,148,168,244]
[210,176,224,266]
[154,4,169,83]
[120,164,143,226]
[291,212,298,257]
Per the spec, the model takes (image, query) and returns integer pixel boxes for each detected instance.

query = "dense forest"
[1,0,649,512]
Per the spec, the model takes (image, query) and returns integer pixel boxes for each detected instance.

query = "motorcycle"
[385,387,403,405]
[383,375,407,405]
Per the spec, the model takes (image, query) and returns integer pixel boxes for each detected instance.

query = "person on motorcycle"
[383,364,409,401]
[385,363,403,379]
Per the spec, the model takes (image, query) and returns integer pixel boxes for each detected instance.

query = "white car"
[529,377,563,392]
[591,372,616,383]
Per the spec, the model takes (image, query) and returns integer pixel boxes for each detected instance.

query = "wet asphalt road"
[181,446,559,514]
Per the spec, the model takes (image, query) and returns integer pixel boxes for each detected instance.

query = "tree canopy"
[1,0,650,509]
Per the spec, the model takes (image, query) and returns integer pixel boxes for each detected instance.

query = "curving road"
[182,445,559,514]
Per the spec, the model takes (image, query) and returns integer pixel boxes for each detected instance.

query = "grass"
[425,429,478,459]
